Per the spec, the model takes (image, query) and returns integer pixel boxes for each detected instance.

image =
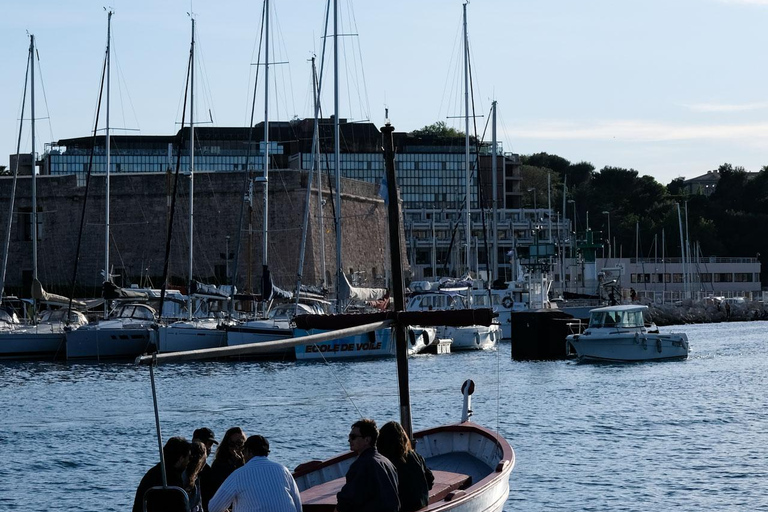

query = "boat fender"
[408,329,417,346]
[657,338,662,353]
[461,379,475,395]
[501,296,513,309]
[634,332,639,344]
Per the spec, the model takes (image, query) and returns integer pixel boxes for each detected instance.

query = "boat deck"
[300,469,471,511]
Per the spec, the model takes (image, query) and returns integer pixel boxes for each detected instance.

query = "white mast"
[491,100,498,282]
[187,17,196,321]
[463,2,471,275]
[104,10,113,319]
[30,35,38,285]
[334,0,343,310]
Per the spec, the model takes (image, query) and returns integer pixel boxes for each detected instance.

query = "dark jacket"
[132,463,186,512]
[395,450,435,512]
[208,456,243,498]
[337,447,400,512]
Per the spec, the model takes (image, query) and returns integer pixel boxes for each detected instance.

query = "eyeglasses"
[230,439,245,448]
[348,434,363,442]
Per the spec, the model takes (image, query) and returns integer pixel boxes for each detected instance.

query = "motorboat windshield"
[588,307,646,329]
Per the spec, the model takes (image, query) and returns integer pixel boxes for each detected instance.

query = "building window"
[673,273,683,283]
[734,273,751,282]
[714,273,733,282]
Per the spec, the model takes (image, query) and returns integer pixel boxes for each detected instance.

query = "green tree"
[410,121,464,138]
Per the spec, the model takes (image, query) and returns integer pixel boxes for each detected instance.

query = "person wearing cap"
[192,428,218,512]
[208,435,302,512]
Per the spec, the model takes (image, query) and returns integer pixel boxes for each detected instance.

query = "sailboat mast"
[462,3,471,275]
[334,0,343,310]
[30,34,38,284]
[188,17,196,321]
[491,100,498,281]
[262,0,271,306]
[104,10,113,320]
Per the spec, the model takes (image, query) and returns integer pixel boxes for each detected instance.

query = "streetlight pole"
[602,210,611,259]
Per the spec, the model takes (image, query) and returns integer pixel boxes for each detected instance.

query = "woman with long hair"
[209,427,246,496]
[185,441,207,512]
[377,421,434,512]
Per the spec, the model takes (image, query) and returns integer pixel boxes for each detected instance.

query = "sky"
[2,0,768,185]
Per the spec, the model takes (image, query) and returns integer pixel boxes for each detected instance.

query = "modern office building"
[35,117,534,284]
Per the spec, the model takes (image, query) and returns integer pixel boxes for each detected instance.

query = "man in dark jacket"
[336,419,399,512]
[132,437,191,512]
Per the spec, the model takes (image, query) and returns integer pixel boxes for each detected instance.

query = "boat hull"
[0,331,66,360]
[294,422,514,512]
[225,324,295,359]
[65,327,154,360]
[157,323,226,353]
[442,325,500,351]
[568,332,689,362]
[293,327,396,360]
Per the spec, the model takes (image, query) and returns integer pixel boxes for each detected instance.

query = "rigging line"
[195,31,217,126]
[346,0,371,120]
[111,37,142,134]
[66,51,108,324]
[271,6,297,121]
[1,44,31,301]
[33,45,55,146]
[340,0,365,121]
[157,39,193,324]
[231,0,267,293]
[438,19,463,125]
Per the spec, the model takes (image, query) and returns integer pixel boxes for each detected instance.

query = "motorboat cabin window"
[589,309,645,328]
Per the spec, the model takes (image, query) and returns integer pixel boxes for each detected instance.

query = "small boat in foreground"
[295,389,514,512]
[566,304,689,362]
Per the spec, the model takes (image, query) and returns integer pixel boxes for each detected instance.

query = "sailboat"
[135,119,514,512]
[156,17,230,354]
[65,11,158,360]
[405,4,500,351]
[0,35,89,360]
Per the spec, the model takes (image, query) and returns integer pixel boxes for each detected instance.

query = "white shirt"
[208,456,302,512]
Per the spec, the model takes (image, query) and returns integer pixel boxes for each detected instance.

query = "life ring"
[501,296,514,309]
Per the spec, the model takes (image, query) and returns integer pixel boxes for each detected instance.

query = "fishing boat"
[566,304,689,362]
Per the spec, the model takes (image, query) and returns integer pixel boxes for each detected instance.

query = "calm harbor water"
[1,321,766,511]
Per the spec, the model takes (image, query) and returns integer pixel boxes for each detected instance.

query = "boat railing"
[566,319,586,335]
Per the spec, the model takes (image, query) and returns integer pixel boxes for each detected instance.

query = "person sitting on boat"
[184,441,208,512]
[192,427,218,512]
[209,427,247,497]
[132,436,191,512]
[208,435,302,512]
[377,421,434,512]
[336,418,400,512]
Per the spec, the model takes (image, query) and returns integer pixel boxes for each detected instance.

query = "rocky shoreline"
[647,299,768,326]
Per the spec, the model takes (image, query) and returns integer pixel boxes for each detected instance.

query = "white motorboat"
[65,303,157,360]
[407,291,499,351]
[566,304,689,362]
